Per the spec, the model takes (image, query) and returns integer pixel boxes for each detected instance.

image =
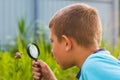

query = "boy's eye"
[50,39,53,43]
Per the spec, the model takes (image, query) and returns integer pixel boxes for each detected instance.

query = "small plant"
[17,17,35,48]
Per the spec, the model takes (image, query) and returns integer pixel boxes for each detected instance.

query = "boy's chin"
[60,65,74,70]
[60,66,68,70]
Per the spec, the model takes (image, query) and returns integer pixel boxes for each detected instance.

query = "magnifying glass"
[27,43,40,61]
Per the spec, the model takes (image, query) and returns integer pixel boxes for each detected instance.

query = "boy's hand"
[32,60,57,80]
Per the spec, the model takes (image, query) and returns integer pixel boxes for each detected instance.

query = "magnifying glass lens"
[27,43,40,60]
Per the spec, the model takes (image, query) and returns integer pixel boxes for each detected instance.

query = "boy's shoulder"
[81,50,120,79]
[83,50,120,69]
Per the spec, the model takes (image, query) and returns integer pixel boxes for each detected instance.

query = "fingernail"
[34,62,38,64]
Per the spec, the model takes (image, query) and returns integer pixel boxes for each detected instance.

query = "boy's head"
[49,3,102,48]
[49,3,102,69]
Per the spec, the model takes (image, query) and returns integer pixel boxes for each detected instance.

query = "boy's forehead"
[50,28,55,35]
[49,29,54,38]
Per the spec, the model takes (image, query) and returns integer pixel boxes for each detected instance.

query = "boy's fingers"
[32,60,45,66]
[32,66,40,72]
[32,61,39,66]
[32,60,42,69]
[33,75,40,80]
[33,71,42,77]
[33,68,42,80]
[38,60,48,68]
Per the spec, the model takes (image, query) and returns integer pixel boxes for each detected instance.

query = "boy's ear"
[62,35,72,51]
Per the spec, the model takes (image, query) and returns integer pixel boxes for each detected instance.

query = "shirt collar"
[76,70,81,79]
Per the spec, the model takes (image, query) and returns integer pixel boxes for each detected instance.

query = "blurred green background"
[0,0,120,80]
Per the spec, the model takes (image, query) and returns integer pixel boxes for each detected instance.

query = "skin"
[32,29,99,80]
[32,60,57,80]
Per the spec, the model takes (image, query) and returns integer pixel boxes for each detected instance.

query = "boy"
[32,3,120,80]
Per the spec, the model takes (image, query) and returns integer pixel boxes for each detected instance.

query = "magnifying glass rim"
[27,43,40,60]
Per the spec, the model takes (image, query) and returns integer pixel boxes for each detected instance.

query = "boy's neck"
[75,45,99,68]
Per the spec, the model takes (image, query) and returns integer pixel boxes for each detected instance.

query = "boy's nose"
[51,48,53,53]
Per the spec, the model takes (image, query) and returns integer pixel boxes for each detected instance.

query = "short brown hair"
[49,3,102,47]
